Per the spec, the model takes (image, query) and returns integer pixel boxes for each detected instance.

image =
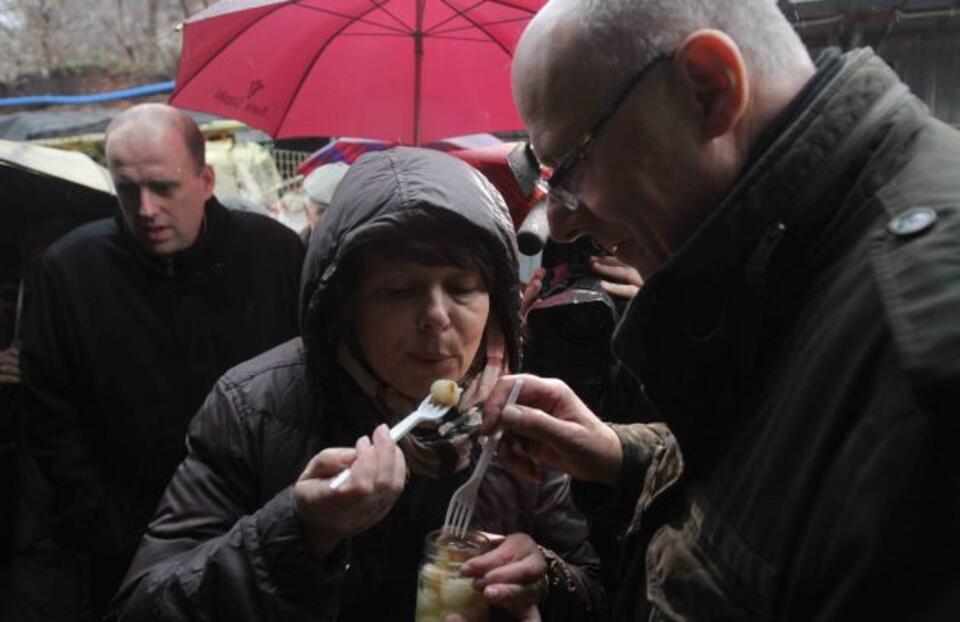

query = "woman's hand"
[293,424,406,558]
[459,533,546,621]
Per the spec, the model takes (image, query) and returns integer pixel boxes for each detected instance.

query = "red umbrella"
[172,0,546,144]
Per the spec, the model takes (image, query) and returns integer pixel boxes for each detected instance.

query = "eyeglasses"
[539,54,672,212]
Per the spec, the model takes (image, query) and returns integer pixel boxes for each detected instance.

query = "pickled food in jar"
[416,532,489,622]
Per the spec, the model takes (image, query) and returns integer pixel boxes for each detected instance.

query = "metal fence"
[268,147,311,194]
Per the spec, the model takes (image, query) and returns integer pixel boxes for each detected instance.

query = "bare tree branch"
[100,0,137,63]
[0,0,188,79]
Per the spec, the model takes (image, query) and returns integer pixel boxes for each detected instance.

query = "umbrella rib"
[340,31,415,38]
[368,1,415,34]
[432,0,511,55]
[297,2,411,35]
[484,0,542,14]
[424,0,485,34]
[428,34,496,42]
[429,15,535,37]
[425,0,538,35]
[274,1,393,137]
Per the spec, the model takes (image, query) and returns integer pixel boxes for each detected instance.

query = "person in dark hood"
[109,148,604,622]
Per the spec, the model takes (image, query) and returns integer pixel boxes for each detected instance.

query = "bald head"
[512,0,817,276]
[106,103,205,173]
[105,103,215,256]
[513,0,814,161]
[512,0,601,163]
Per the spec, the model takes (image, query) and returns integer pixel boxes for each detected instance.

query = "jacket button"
[887,207,937,238]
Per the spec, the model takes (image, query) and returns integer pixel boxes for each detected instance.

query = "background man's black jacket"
[18,198,304,613]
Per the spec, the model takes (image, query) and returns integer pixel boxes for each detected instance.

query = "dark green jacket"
[606,48,960,620]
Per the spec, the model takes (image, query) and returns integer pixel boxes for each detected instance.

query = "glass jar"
[415,530,490,622]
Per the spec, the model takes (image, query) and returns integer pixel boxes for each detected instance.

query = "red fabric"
[450,143,543,229]
[172,0,546,144]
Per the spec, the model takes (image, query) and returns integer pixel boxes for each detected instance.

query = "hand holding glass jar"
[416,530,492,622]
[460,533,548,621]
[416,530,548,622]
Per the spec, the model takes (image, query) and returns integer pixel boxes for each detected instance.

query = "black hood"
[299,147,521,383]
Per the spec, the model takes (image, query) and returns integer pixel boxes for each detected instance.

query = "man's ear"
[673,29,749,140]
[201,164,216,197]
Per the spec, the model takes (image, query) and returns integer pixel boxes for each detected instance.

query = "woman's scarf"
[337,322,509,479]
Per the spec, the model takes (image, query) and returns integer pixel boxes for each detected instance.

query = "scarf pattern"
[336,322,509,479]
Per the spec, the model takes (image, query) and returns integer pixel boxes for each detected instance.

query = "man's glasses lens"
[535,53,672,214]
[547,182,580,212]
[536,176,579,212]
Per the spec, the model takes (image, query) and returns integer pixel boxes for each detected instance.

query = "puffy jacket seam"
[386,150,413,209]
[221,359,308,390]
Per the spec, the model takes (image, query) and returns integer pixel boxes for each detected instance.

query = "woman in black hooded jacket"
[109,148,604,621]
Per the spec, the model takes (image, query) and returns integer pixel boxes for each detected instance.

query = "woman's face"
[349,254,491,400]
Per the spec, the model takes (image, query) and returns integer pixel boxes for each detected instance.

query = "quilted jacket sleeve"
[531,469,607,620]
[571,422,684,529]
[109,380,347,622]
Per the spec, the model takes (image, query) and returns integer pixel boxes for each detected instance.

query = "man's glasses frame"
[539,53,673,212]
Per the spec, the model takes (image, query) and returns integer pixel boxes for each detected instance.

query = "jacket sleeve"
[109,381,347,621]
[571,422,684,527]
[531,470,607,621]
[20,254,151,556]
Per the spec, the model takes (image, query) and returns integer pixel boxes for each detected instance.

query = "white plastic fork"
[329,394,453,490]
[442,378,524,539]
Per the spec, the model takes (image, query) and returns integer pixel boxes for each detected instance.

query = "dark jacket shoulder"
[870,115,960,417]
[41,217,120,265]
[226,208,304,253]
[213,338,314,429]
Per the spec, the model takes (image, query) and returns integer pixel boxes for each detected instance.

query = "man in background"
[5,103,304,621]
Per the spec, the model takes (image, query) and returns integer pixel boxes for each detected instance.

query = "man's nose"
[138,188,160,218]
[547,196,589,243]
[417,287,452,332]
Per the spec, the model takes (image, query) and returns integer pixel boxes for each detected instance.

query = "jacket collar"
[116,198,228,278]
[613,48,911,445]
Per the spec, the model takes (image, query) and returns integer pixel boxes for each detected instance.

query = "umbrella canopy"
[0,139,114,195]
[0,140,116,284]
[172,0,546,144]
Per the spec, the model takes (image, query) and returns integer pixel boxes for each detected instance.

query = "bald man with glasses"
[480,0,960,620]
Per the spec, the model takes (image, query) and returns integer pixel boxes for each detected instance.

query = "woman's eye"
[382,285,416,297]
[148,182,175,197]
[448,281,483,296]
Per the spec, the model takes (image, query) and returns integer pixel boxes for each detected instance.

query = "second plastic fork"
[442,378,524,539]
